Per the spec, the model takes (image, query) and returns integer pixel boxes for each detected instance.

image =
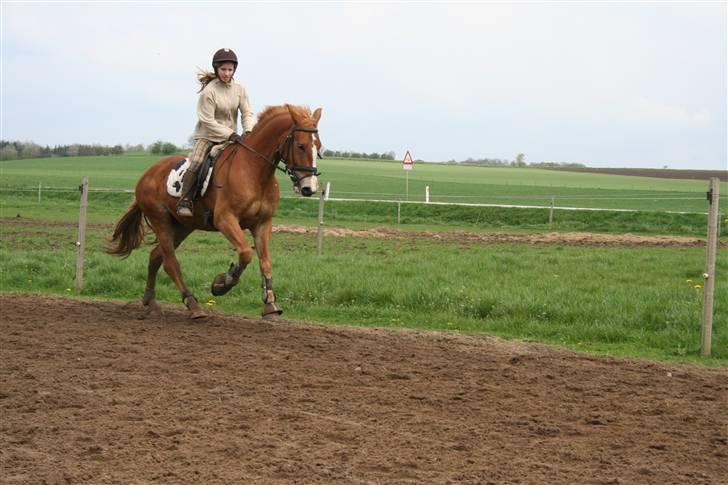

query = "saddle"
[166,143,229,199]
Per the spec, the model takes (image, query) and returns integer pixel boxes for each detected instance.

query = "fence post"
[426,185,430,203]
[317,185,326,256]
[397,201,401,224]
[324,181,331,201]
[549,196,555,228]
[701,178,720,356]
[75,177,89,292]
[38,182,42,203]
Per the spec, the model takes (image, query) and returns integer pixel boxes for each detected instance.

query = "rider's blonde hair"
[197,70,218,92]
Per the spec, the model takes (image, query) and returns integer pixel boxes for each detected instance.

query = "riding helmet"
[212,48,238,71]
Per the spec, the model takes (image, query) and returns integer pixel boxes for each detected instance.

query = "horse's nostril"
[301,187,313,197]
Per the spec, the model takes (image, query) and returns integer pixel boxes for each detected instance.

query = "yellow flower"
[694,284,702,289]
[65,288,71,292]
[686,279,693,283]
[206,299,216,306]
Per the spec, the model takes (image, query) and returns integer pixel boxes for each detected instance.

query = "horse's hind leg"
[142,245,165,312]
[148,221,206,319]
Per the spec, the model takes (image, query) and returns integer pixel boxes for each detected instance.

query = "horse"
[106,104,323,319]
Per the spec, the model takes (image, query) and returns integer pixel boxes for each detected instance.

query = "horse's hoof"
[211,273,233,296]
[143,300,162,312]
[190,310,208,320]
[262,302,283,319]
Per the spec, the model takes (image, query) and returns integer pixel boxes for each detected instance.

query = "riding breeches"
[187,139,216,173]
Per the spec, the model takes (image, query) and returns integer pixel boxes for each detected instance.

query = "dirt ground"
[274,224,725,248]
[1,295,726,484]
[3,216,725,250]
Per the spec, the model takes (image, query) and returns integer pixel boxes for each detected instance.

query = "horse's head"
[280,105,323,197]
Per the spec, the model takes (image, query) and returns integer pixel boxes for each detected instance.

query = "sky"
[1,1,726,169]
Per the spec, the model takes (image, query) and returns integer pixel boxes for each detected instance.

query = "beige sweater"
[193,78,256,142]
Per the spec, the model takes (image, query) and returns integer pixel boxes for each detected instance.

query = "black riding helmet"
[212,48,238,73]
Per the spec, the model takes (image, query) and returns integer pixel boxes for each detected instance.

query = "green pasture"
[1,154,725,213]
[1,154,726,364]
[0,219,725,365]
[0,188,720,237]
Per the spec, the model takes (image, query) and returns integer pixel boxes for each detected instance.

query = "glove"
[229,132,244,144]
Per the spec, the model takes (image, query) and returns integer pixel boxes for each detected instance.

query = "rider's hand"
[229,132,244,144]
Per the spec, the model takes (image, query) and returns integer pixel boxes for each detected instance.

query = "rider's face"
[217,63,235,83]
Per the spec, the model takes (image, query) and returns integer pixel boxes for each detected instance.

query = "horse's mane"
[253,105,312,133]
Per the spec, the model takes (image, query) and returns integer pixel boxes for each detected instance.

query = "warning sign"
[402,150,414,171]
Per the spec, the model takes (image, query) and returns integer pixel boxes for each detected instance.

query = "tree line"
[449,153,585,168]
[0,140,184,160]
[1,141,587,169]
[322,149,396,160]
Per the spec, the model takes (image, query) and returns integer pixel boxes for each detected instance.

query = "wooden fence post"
[38,182,42,203]
[397,201,401,224]
[75,177,89,292]
[317,185,326,256]
[701,178,720,356]
[549,196,555,228]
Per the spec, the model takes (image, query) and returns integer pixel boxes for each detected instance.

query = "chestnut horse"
[106,104,322,319]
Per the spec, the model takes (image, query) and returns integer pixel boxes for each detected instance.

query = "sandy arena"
[1,294,726,484]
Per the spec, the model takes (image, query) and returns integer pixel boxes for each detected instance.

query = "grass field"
[0,219,725,365]
[1,154,726,213]
[1,154,726,364]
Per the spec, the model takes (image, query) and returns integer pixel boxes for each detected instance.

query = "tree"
[0,145,18,160]
[20,142,41,159]
[515,153,526,167]
[162,142,178,155]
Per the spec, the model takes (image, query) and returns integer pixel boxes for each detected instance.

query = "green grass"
[1,220,726,365]
[0,189,721,237]
[1,154,726,213]
[2,154,726,365]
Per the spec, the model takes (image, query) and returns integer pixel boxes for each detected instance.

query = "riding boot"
[177,167,199,217]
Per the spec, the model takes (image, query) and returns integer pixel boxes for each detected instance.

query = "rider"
[177,47,256,217]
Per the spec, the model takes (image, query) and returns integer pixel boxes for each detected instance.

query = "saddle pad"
[166,159,214,198]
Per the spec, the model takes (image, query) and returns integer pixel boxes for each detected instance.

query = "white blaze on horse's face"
[297,132,318,197]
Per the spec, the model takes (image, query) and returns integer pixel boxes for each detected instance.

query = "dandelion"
[206,299,216,306]
[686,279,693,284]
[65,288,71,292]
[694,284,702,289]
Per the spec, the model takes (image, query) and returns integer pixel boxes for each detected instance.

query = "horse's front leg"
[213,213,255,296]
[252,220,283,319]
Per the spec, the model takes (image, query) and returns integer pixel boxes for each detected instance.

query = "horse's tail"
[105,201,146,258]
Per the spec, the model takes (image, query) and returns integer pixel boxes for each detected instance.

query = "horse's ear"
[287,104,304,125]
[312,107,322,125]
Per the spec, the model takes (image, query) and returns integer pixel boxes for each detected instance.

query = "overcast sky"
[1,1,726,169]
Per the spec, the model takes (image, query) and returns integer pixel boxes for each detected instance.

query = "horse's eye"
[297,144,305,151]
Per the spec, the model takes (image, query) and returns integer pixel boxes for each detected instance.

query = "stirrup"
[177,199,193,217]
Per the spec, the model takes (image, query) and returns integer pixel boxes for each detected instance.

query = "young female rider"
[177,47,256,217]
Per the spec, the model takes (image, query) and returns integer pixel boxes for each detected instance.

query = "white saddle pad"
[166,159,214,198]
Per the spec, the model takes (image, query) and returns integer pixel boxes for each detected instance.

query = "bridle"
[238,125,322,187]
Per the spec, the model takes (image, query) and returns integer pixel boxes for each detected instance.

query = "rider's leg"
[177,139,214,217]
